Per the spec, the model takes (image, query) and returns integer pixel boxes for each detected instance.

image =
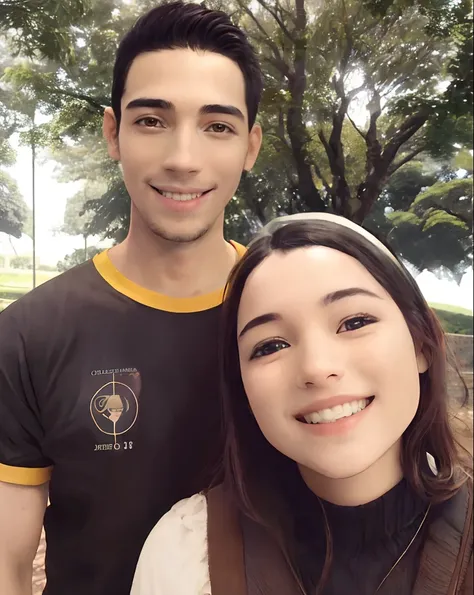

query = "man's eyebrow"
[322,287,382,306]
[238,313,281,339]
[125,98,173,110]
[124,99,245,122]
[199,104,245,121]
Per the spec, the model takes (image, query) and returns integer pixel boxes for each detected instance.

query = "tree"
[386,174,472,281]
[0,94,27,238]
[0,170,27,237]
[57,245,101,272]
[5,0,473,265]
[232,0,473,222]
[62,180,107,259]
[0,0,92,63]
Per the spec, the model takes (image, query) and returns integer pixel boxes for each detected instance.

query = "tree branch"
[383,110,428,162]
[347,113,366,140]
[388,146,427,175]
[46,87,108,112]
[255,0,295,42]
[311,159,332,196]
[237,1,291,78]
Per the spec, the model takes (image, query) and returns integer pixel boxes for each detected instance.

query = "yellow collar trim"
[93,241,246,313]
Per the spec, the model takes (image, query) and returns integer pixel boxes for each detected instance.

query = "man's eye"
[207,123,233,134]
[251,340,289,359]
[136,117,163,128]
[339,315,376,333]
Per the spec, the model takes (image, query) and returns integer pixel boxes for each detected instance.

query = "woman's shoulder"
[131,493,210,595]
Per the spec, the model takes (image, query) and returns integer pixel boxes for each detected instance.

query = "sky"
[4,135,473,312]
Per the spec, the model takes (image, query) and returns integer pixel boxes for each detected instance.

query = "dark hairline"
[111,3,263,132]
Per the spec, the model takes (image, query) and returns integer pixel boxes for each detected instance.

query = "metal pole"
[32,124,36,289]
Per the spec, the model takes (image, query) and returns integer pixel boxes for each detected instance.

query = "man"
[0,2,262,594]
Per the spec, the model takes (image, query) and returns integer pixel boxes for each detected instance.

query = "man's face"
[104,48,262,243]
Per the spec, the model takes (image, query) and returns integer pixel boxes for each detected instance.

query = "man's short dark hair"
[111,1,263,130]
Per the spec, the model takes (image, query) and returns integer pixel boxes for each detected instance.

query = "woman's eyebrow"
[238,313,281,339]
[322,287,382,306]
[238,287,381,339]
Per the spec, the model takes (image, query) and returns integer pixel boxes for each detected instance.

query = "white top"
[131,493,210,595]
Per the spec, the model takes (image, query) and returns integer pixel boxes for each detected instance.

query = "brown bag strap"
[413,480,473,595]
[450,483,473,595]
[206,485,247,595]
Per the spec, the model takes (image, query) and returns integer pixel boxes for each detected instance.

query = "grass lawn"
[0,270,59,307]
[429,302,473,316]
[0,269,58,290]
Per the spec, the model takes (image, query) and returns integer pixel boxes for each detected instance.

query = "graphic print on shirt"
[90,369,141,452]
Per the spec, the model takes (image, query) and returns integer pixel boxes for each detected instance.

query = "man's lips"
[150,185,214,196]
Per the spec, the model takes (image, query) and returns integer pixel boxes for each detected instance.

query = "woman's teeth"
[303,398,371,424]
[159,190,204,201]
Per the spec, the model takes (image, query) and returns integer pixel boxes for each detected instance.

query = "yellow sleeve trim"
[0,463,52,486]
[93,240,247,313]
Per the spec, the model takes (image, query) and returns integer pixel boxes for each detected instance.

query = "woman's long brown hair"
[219,220,471,593]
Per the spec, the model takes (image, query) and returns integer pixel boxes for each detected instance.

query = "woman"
[131,214,472,595]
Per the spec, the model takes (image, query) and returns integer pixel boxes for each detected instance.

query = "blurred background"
[0,2,471,592]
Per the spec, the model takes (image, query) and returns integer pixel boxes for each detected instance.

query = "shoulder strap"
[206,485,247,595]
[206,486,304,595]
[413,481,473,595]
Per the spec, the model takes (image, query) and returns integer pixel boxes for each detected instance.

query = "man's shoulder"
[0,260,102,322]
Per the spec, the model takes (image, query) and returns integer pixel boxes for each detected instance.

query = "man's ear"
[243,123,262,172]
[103,107,120,161]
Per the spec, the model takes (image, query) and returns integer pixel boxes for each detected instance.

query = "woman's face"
[237,246,428,480]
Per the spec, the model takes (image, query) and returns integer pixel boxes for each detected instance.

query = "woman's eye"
[251,340,289,359]
[339,315,376,333]
[136,117,163,128]
[207,123,233,134]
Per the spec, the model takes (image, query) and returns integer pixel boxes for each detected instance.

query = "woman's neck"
[298,441,403,506]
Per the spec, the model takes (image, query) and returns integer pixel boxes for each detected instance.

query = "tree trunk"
[84,234,88,260]
[286,0,326,213]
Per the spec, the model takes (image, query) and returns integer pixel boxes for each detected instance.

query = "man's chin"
[148,222,211,244]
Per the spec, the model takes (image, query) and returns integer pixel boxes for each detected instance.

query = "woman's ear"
[416,350,429,374]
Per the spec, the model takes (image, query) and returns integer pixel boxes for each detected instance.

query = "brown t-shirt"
[0,243,244,595]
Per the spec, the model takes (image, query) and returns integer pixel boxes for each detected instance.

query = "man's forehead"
[122,48,247,108]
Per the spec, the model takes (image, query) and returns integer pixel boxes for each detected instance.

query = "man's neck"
[108,218,238,298]
[299,441,403,506]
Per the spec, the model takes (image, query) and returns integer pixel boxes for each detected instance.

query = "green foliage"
[0,0,92,63]
[1,0,472,277]
[57,245,101,272]
[430,302,473,316]
[10,255,32,269]
[0,170,27,237]
[38,263,58,272]
[411,177,472,229]
[383,161,472,280]
[433,307,474,335]
[62,180,107,238]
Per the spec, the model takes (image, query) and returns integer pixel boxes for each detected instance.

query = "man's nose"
[161,128,203,174]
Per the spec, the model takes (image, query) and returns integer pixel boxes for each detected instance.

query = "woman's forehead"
[241,247,382,303]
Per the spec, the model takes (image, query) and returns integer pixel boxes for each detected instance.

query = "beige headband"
[251,212,402,269]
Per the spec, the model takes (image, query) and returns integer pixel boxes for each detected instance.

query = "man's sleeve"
[0,306,52,486]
